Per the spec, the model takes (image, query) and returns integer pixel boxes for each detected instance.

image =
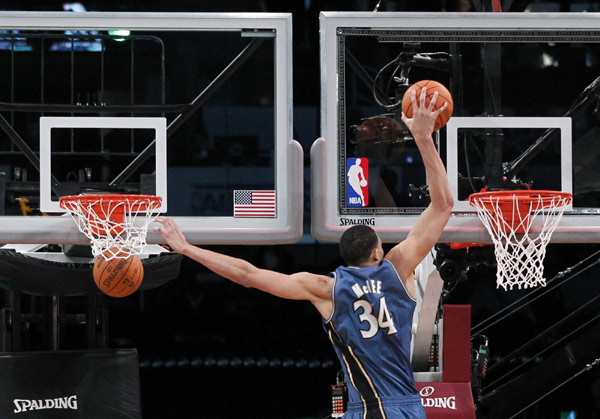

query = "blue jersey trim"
[323,271,337,323]
[325,322,387,419]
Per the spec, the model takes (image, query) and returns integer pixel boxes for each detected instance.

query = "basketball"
[360,179,367,187]
[92,249,144,298]
[401,80,454,131]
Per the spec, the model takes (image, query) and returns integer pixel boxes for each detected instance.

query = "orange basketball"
[401,80,454,131]
[92,249,144,298]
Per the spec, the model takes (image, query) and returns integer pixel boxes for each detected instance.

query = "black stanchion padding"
[0,349,142,419]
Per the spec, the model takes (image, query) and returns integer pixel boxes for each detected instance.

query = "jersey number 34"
[353,296,398,339]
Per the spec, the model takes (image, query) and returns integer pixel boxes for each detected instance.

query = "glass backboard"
[0,12,302,245]
[312,12,600,243]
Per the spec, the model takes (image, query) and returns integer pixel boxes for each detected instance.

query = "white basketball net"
[60,195,162,260]
[470,192,571,290]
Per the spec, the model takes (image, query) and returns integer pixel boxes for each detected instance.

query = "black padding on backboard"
[0,250,183,296]
[0,349,141,419]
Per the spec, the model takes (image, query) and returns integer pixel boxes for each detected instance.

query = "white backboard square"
[39,116,168,213]
[446,117,572,212]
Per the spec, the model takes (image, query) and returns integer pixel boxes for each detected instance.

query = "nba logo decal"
[346,158,369,207]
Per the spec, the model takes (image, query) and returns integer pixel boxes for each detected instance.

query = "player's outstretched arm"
[153,216,333,315]
[388,88,453,280]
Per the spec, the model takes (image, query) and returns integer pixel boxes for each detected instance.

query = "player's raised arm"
[388,87,454,280]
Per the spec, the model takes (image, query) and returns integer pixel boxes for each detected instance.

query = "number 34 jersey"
[323,259,419,402]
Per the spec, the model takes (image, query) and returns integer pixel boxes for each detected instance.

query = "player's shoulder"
[383,242,414,279]
[384,241,406,265]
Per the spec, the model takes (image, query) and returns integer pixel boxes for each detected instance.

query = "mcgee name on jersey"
[352,279,382,297]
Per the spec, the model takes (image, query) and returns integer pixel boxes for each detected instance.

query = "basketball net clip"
[60,194,162,260]
[468,190,572,290]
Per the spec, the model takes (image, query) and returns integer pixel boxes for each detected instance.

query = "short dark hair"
[339,225,379,266]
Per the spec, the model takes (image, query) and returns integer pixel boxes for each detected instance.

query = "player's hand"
[401,87,448,142]
[153,216,189,254]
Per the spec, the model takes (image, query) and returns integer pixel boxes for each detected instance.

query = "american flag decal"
[233,190,276,217]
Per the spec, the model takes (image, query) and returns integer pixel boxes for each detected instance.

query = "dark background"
[1,1,600,418]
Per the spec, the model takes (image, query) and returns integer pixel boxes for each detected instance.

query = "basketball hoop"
[468,190,572,290]
[59,194,162,259]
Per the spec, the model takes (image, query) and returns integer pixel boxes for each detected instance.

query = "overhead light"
[108,29,130,37]
[108,29,131,42]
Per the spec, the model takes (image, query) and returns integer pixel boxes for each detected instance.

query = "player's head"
[339,225,381,266]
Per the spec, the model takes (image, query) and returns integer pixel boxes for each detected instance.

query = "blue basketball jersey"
[323,259,421,417]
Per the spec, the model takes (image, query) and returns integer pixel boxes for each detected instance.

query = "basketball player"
[154,87,452,418]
